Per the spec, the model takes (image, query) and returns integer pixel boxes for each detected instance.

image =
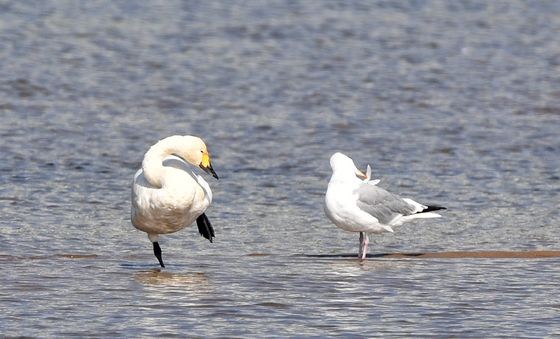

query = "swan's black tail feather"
[196,213,215,243]
[421,205,447,213]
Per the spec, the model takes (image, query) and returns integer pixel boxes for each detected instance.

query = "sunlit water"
[1,1,560,337]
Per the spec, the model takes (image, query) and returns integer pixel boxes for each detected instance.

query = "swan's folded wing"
[355,183,416,224]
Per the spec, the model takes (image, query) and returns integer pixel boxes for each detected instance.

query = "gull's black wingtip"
[423,205,447,213]
[196,213,215,243]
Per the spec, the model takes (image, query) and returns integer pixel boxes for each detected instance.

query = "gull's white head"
[329,152,367,179]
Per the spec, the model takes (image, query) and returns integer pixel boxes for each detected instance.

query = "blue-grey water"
[1,1,560,337]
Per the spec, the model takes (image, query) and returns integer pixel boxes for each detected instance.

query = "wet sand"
[306,250,560,259]
[379,250,560,259]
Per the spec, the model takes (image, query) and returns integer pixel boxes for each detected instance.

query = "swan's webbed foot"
[152,241,165,267]
[196,213,215,243]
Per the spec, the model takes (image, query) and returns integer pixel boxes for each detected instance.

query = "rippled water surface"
[1,1,560,337]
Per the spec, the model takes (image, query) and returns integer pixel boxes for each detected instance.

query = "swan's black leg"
[152,241,165,267]
[196,213,215,243]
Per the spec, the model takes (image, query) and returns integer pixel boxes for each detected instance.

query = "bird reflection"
[134,269,210,289]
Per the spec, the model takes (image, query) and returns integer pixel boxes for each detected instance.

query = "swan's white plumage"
[130,135,217,266]
[131,155,210,236]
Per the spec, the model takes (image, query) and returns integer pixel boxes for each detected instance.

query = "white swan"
[325,152,445,260]
[131,135,219,267]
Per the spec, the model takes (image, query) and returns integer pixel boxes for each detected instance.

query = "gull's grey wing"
[355,183,415,224]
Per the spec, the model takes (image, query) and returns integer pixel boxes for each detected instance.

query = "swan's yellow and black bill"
[200,152,219,179]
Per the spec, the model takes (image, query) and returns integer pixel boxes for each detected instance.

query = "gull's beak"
[355,167,367,179]
[200,152,219,180]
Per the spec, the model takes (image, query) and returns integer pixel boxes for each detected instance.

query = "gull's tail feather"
[400,198,446,223]
[403,198,447,214]
[421,205,446,213]
[383,225,394,233]
[196,213,215,243]
[412,205,446,219]
[400,212,442,223]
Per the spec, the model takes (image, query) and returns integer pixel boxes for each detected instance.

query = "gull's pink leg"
[358,232,363,258]
[359,233,369,260]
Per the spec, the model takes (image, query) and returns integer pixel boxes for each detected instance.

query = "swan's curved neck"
[142,136,190,188]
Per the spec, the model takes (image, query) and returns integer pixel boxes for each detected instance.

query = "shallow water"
[1,1,560,337]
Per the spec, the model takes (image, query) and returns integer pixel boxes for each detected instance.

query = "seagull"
[131,135,219,267]
[324,152,445,259]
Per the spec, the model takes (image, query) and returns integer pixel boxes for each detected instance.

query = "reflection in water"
[133,269,214,301]
[134,269,209,289]
[326,258,401,276]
